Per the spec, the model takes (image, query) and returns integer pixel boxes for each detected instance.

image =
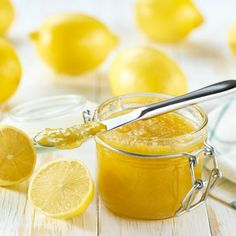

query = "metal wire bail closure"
[83,109,97,123]
[176,143,222,216]
[83,109,222,217]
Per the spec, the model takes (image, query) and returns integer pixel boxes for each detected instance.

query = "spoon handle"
[140,80,236,119]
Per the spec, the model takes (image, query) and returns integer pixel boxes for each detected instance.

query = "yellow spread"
[97,111,206,219]
[35,121,106,149]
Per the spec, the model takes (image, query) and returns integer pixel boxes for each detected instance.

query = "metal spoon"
[34,80,236,150]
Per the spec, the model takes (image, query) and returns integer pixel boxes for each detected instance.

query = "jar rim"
[95,93,208,158]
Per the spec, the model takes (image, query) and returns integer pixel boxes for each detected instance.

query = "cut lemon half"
[0,125,36,186]
[28,159,94,219]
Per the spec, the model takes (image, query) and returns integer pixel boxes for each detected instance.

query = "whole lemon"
[0,0,14,35]
[135,0,203,42]
[0,38,21,103]
[229,23,236,55]
[30,13,118,75]
[109,46,187,96]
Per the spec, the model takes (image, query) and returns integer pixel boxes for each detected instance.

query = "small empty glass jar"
[2,95,92,136]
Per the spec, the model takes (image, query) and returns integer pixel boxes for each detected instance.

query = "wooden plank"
[99,199,211,236]
[207,198,236,236]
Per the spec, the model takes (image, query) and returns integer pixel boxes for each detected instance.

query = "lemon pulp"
[0,125,36,186]
[28,159,94,219]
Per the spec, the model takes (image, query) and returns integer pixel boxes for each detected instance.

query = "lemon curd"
[36,121,106,149]
[96,94,207,219]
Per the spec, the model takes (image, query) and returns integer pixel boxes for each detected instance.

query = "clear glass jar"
[95,93,214,220]
[2,95,96,153]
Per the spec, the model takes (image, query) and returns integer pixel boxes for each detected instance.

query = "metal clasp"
[176,142,222,216]
[83,109,97,123]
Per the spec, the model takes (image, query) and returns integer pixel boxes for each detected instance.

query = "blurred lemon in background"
[0,0,14,35]
[30,13,118,75]
[135,0,203,42]
[0,38,21,103]
[229,23,236,55]
[109,46,188,96]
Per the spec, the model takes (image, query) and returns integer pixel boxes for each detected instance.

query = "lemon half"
[0,125,36,186]
[28,159,94,219]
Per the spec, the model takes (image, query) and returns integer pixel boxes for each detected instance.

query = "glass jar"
[93,93,221,220]
[2,95,96,153]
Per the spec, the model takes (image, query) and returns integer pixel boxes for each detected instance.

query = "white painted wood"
[207,198,236,236]
[99,200,211,236]
[0,141,98,236]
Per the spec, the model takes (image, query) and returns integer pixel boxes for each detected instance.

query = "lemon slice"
[28,159,94,219]
[0,125,36,186]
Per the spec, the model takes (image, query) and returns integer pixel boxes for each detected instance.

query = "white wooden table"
[1,0,236,235]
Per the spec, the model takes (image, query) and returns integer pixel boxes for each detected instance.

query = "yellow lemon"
[229,23,236,55]
[28,159,94,219]
[0,0,14,35]
[135,0,203,42]
[109,46,188,96]
[30,13,118,75]
[0,38,21,103]
[0,125,36,186]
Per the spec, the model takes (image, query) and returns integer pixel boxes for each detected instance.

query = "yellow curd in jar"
[96,95,207,219]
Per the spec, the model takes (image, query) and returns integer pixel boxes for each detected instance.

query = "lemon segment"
[109,46,188,96]
[0,125,36,186]
[0,38,22,103]
[30,13,118,75]
[135,0,203,42]
[0,0,14,35]
[229,23,236,55]
[28,159,94,219]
